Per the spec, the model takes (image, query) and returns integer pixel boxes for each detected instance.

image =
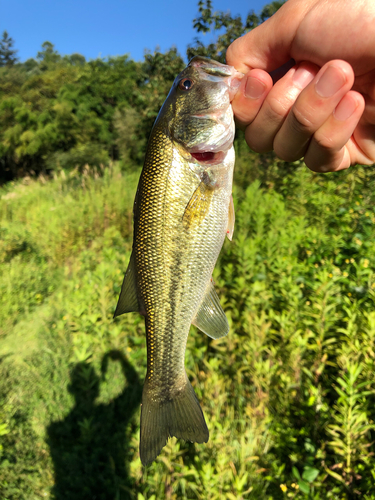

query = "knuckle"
[304,160,331,173]
[233,101,258,126]
[267,95,291,121]
[290,105,315,133]
[273,131,308,163]
[265,87,301,123]
[247,138,272,154]
[275,148,302,162]
[303,151,333,172]
[304,147,348,173]
[246,134,272,154]
[314,131,336,152]
[245,124,273,153]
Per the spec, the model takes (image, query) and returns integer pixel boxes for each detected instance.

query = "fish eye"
[179,78,194,91]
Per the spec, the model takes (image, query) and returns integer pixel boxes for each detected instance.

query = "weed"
[1,161,375,499]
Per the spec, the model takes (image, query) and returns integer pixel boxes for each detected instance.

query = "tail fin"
[140,376,209,466]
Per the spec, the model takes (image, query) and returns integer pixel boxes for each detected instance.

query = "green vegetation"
[0,42,184,180]
[1,1,375,499]
[0,31,18,68]
[2,159,375,499]
[0,0,279,182]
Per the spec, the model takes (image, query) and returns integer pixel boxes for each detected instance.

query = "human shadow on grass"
[47,350,142,500]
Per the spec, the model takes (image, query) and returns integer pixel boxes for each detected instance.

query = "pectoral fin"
[182,181,213,230]
[192,280,229,339]
[114,252,140,318]
[226,195,235,241]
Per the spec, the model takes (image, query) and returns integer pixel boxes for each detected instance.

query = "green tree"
[37,41,61,70]
[65,53,86,66]
[0,1,285,180]
[187,0,284,62]
[0,52,145,177]
[23,58,39,73]
[0,31,18,67]
[138,48,185,137]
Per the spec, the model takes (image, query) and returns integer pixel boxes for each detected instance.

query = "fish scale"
[136,125,224,388]
[114,56,243,465]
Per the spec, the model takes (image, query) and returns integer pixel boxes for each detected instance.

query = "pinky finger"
[304,91,365,172]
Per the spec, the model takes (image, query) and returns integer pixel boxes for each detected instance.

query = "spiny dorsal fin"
[192,279,229,339]
[226,194,235,241]
[113,252,140,318]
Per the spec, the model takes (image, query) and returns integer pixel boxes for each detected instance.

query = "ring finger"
[274,60,356,161]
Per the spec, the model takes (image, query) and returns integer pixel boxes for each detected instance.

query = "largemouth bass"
[114,56,243,465]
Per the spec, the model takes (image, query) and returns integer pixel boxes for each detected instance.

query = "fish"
[114,56,243,465]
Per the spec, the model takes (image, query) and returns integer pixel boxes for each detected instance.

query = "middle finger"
[244,62,318,153]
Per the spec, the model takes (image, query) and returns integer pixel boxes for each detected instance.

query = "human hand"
[226,0,375,172]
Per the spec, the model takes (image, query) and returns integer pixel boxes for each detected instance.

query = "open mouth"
[190,151,225,164]
[191,152,215,162]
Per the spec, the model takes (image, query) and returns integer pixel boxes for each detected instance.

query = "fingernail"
[334,96,358,121]
[245,76,266,99]
[293,65,315,88]
[316,65,346,98]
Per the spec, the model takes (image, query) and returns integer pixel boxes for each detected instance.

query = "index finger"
[226,1,311,73]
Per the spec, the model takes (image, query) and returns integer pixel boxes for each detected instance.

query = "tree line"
[0,1,283,182]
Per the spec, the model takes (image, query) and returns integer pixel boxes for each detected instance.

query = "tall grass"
[1,159,375,499]
[0,164,138,330]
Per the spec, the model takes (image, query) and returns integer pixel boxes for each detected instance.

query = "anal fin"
[114,252,140,318]
[192,279,229,339]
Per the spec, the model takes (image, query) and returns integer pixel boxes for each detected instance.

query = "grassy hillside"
[1,160,375,499]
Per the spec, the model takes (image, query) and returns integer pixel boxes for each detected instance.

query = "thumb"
[226,1,309,73]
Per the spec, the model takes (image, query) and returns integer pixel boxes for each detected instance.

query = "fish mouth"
[179,57,243,164]
[187,116,235,165]
[188,56,244,102]
[189,56,234,77]
[190,151,226,165]
[187,107,236,165]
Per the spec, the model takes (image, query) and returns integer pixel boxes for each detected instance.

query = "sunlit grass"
[1,160,375,499]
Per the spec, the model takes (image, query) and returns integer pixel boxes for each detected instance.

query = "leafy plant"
[326,363,375,492]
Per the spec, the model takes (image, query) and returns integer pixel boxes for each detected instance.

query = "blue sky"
[2,0,268,63]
